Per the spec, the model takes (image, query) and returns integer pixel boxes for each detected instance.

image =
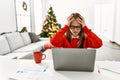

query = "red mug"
[33,51,46,63]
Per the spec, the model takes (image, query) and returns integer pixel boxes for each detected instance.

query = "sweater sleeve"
[83,26,103,48]
[50,25,69,47]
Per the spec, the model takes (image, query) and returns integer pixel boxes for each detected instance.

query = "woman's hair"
[66,13,85,48]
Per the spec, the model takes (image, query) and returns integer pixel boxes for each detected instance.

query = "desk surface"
[0,59,119,80]
[0,49,120,80]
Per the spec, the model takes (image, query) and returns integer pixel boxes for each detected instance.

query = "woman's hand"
[66,14,74,27]
[77,15,86,28]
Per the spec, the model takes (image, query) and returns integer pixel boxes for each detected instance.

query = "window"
[15,0,31,32]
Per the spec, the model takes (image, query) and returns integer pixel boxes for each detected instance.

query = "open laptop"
[52,48,96,72]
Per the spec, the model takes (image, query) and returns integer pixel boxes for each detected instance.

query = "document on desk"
[9,61,50,80]
[9,61,69,80]
[97,61,120,74]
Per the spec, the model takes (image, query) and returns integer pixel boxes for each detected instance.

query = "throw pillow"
[29,32,41,43]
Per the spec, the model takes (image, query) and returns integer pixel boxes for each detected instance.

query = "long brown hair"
[66,13,85,48]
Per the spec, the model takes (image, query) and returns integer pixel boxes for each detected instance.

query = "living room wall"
[0,0,16,33]
[49,0,115,30]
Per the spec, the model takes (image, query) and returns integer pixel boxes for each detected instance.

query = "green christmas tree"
[40,6,61,38]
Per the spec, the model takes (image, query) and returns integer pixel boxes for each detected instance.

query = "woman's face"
[70,20,81,37]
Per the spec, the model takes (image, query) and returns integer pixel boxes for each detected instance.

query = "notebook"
[52,48,96,72]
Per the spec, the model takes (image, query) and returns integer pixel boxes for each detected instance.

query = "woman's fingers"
[67,18,75,26]
[67,13,86,27]
[67,14,73,21]
[77,17,86,27]
[77,18,82,24]
[67,14,75,26]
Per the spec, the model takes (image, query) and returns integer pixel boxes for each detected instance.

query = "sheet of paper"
[97,61,120,74]
[9,60,70,80]
[9,61,49,80]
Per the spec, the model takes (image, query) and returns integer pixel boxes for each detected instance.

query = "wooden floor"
[96,41,120,61]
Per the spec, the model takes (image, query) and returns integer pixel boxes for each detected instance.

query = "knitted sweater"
[50,25,102,48]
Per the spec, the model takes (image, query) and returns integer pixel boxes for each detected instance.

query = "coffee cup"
[33,51,46,63]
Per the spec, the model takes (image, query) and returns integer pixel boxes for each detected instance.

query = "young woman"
[50,13,102,48]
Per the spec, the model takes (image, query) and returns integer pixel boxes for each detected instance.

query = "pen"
[16,70,24,73]
[97,65,101,74]
[43,65,48,72]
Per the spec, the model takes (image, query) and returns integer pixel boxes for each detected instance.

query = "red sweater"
[50,25,102,48]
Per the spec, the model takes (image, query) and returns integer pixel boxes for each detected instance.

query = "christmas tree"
[40,6,61,38]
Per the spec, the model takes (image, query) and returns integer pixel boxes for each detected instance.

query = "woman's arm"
[77,15,102,48]
[50,25,69,47]
[83,26,103,48]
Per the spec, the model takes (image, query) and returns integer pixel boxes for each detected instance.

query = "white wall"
[114,0,120,44]
[49,0,94,29]
[48,0,114,30]
[30,0,45,34]
[30,0,35,32]
[0,0,16,33]
[33,0,42,34]
[94,3,115,41]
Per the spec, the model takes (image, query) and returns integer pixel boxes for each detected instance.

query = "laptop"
[52,48,96,72]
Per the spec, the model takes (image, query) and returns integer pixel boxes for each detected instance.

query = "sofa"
[0,32,49,59]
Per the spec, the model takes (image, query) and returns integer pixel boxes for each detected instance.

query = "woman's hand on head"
[67,14,74,27]
[77,15,86,28]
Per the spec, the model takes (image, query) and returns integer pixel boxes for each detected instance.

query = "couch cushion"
[0,35,11,55]
[21,32,31,45]
[5,32,24,51]
[4,52,32,59]
[29,32,41,43]
[13,41,49,52]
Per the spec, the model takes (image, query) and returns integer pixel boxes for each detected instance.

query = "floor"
[96,41,120,61]
[21,41,120,61]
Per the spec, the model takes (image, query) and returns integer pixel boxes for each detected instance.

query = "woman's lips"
[73,31,78,34]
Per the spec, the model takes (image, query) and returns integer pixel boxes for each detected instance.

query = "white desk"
[0,49,120,80]
[0,59,120,80]
[0,58,19,80]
